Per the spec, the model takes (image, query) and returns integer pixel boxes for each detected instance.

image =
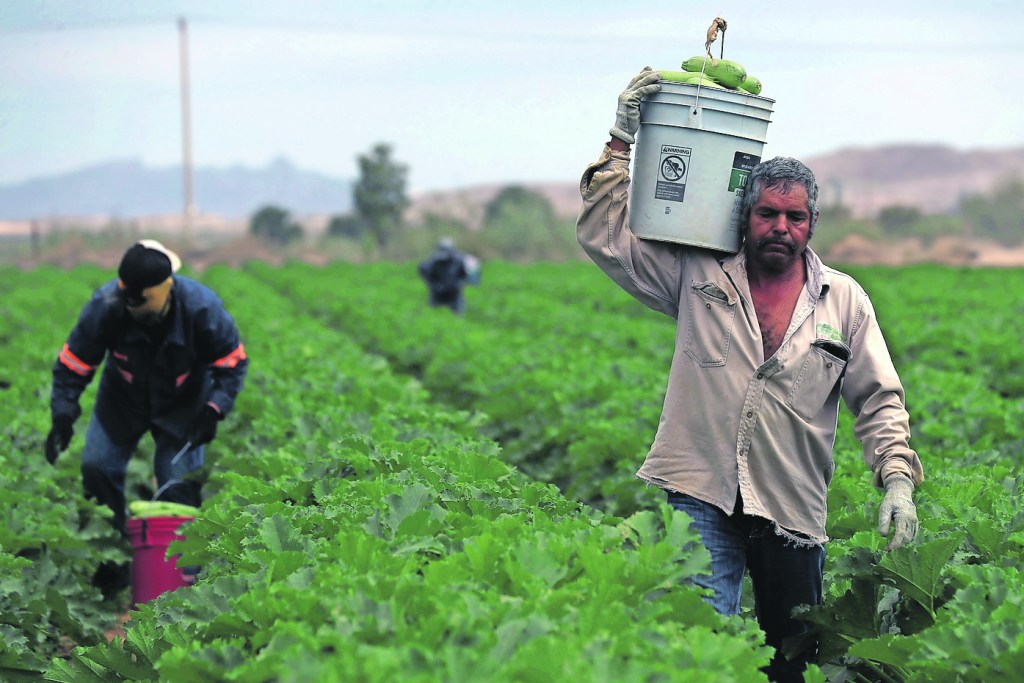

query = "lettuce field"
[2,260,1023,682]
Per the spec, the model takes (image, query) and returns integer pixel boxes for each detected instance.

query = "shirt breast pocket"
[786,339,851,421]
[684,281,737,367]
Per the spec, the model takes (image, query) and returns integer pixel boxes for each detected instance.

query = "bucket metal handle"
[691,55,711,116]
[150,440,194,499]
[150,439,194,500]
[170,440,192,466]
[705,16,727,60]
[695,16,727,114]
[152,478,184,500]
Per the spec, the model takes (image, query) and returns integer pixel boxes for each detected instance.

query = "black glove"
[45,415,74,465]
[187,405,220,446]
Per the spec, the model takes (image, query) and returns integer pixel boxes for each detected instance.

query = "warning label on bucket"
[728,152,760,192]
[655,145,691,202]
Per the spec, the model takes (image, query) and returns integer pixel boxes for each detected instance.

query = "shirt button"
[746,411,753,418]
[756,373,763,379]
[706,303,711,309]
[827,362,833,368]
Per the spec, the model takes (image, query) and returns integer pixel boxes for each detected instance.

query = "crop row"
[2,265,772,681]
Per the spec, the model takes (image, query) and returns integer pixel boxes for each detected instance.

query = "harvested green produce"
[658,69,702,83]
[691,76,724,89]
[129,500,200,518]
[659,70,726,88]
[681,56,747,89]
[738,74,763,95]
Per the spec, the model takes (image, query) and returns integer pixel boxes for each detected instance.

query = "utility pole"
[30,219,41,259]
[178,16,196,246]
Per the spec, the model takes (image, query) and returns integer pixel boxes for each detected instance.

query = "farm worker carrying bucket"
[126,499,199,604]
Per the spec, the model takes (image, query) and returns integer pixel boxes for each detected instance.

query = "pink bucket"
[127,516,196,604]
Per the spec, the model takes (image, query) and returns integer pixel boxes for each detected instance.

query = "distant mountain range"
[806,144,1024,216]
[0,157,352,220]
[2,144,1023,224]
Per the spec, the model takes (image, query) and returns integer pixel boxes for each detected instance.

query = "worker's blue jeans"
[80,414,204,534]
[668,491,824,683]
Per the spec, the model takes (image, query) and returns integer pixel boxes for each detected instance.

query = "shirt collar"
[720,245,831,298]
[803,247,831,298]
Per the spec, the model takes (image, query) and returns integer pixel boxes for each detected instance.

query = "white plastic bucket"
[630,82,775,252]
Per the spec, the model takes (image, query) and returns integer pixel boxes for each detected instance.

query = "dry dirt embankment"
[824,235,1024,268]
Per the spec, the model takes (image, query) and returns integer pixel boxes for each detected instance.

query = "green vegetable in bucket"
[658,70,725,88]
[681,56,747,89]
[738,75,763,95]
[658,69,702,83]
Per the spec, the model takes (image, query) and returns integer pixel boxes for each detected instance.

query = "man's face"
[744,183,815,273]
[119,277,173,326]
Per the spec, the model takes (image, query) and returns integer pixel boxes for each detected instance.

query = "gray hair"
[739,157,820,236]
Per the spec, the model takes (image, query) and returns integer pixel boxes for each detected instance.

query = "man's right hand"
[609,67,661,146]
[45,416,74,465]
[879,474,918,551]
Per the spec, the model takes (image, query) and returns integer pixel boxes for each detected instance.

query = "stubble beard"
[749,237,804,273]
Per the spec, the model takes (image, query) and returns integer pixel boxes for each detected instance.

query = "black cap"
[118,240,181,290]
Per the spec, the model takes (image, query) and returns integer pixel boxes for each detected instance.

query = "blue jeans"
[668,491,824,683]
[80,414,204,534]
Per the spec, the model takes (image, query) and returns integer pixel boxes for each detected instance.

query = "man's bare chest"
[751,286,803,360]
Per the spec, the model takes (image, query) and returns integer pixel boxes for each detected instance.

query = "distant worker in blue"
[45,240,249,537]
[417,237,481,314]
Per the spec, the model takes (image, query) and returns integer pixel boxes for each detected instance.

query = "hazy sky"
[3,0,1023,193]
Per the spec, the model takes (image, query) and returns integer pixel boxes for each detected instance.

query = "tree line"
[247,143,580,262]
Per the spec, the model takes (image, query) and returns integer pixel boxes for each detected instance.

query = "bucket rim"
[648,80,776,106]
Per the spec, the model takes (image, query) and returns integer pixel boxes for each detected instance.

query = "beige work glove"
[878,474,918,551]
[609,67,661,145]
